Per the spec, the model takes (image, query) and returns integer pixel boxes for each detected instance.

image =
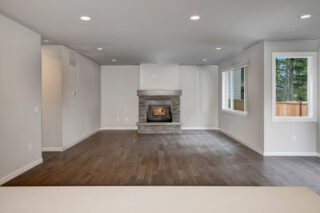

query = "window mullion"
[231,71,234,110]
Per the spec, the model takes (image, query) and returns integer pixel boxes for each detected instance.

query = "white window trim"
[271,52,317,122]
[222,64,248,115]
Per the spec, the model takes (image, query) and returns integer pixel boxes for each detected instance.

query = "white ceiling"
[0,0,319,65]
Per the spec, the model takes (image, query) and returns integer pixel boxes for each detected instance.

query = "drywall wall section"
[101,65,219,129]
[263,40,318,156]
[218,42,265,154]
[0,15,42,184]
[140,64,180,90]
[41,46,63,150]
[41,45,101,151]
[101,66,140,129]
[180,66,219,129]
[61,46,101,149]
[318,39,320,156]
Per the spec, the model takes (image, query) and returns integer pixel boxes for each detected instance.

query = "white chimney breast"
[139,64,180,90]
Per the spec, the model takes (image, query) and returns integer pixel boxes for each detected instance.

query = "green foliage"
[276,58,307,102]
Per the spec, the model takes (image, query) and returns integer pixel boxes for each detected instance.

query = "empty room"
[0,0,320,212]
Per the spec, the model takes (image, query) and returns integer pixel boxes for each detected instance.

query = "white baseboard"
[42,147,64,152]
[263,152,318,157]
[101,127,138,130]
[181,127,219,130]
[101,127,218,130]
[63,129,100,151]
[218,128,264,155]
[0,158,43,185]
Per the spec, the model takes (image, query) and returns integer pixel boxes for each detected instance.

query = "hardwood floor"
[4,130,320,194]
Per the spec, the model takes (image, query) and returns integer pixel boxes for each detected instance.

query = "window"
[222,65,247,113]
[272,52,317,121]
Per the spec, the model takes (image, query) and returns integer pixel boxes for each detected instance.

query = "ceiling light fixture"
[299,14,311,19]
[97,47,103,51]
[216,47,222,50]
[80,16,91,21]
[190,15,200,21]
[112,59,117,62]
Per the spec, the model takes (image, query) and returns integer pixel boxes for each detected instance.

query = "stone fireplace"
[137,90,182,133]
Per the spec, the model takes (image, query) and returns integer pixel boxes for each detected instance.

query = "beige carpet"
[0,187,319,213]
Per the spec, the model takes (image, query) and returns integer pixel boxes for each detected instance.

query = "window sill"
[222,109,248,117]
[272,117,317,123]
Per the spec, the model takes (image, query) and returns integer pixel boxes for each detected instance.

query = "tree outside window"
[275,58,308,117]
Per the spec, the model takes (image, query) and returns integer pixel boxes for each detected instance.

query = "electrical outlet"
[116,118,120,123]
[292,136,297,142]
[152,74,156,78]
[125,118,129,122]
[28,144,32,151]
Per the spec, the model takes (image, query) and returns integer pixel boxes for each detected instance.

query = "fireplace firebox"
[147,105,172,122]
[137,90,182,133]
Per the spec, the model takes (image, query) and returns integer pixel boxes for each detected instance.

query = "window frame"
[222,64,248,115]
[271,52,317,122]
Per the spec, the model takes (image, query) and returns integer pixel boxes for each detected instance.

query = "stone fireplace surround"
[137,90,182,133]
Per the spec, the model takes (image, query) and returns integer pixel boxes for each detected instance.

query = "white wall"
[61,47,101,148]
[101,65,219,129]
[42,45,101,150]
[41,46,63,149]
[101,66,139,129]
[140,64,180,90]
[263,40,318,155]
[318,39,320,155]
[0,15,42,184]
[180,66,219,129]
[218,42,265,154]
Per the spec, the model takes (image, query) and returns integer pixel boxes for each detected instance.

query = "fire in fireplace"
[147,105,172,122]
[153,106,166,116]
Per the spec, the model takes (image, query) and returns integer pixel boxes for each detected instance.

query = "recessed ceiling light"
[97,47,103,51]
[299,14,311,19]
[112,59,117,62]
[190,15,200,21]
[202,58,207,62]
[43,40,49,43]
[216,47,222,50]
[80,16,91,21]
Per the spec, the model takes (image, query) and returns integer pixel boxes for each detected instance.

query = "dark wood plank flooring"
[3,130,320,194]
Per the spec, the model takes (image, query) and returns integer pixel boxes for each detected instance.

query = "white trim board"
[41,129,100,152]
[181,127,219,130]
[101,127,138,130]
[42,147,64,152]
[101,127,219,130]
[0,158,43,185]
[263,152,318,157]
[63,129,100,151]
[218,128,264,155]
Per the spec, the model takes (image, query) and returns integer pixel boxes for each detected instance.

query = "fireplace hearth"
[137,90,182,133]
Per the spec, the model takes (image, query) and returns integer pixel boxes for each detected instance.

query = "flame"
[154,107,165,116]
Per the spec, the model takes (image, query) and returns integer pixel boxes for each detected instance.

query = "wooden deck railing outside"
[276,101,308,117]
[231,100,307,117]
